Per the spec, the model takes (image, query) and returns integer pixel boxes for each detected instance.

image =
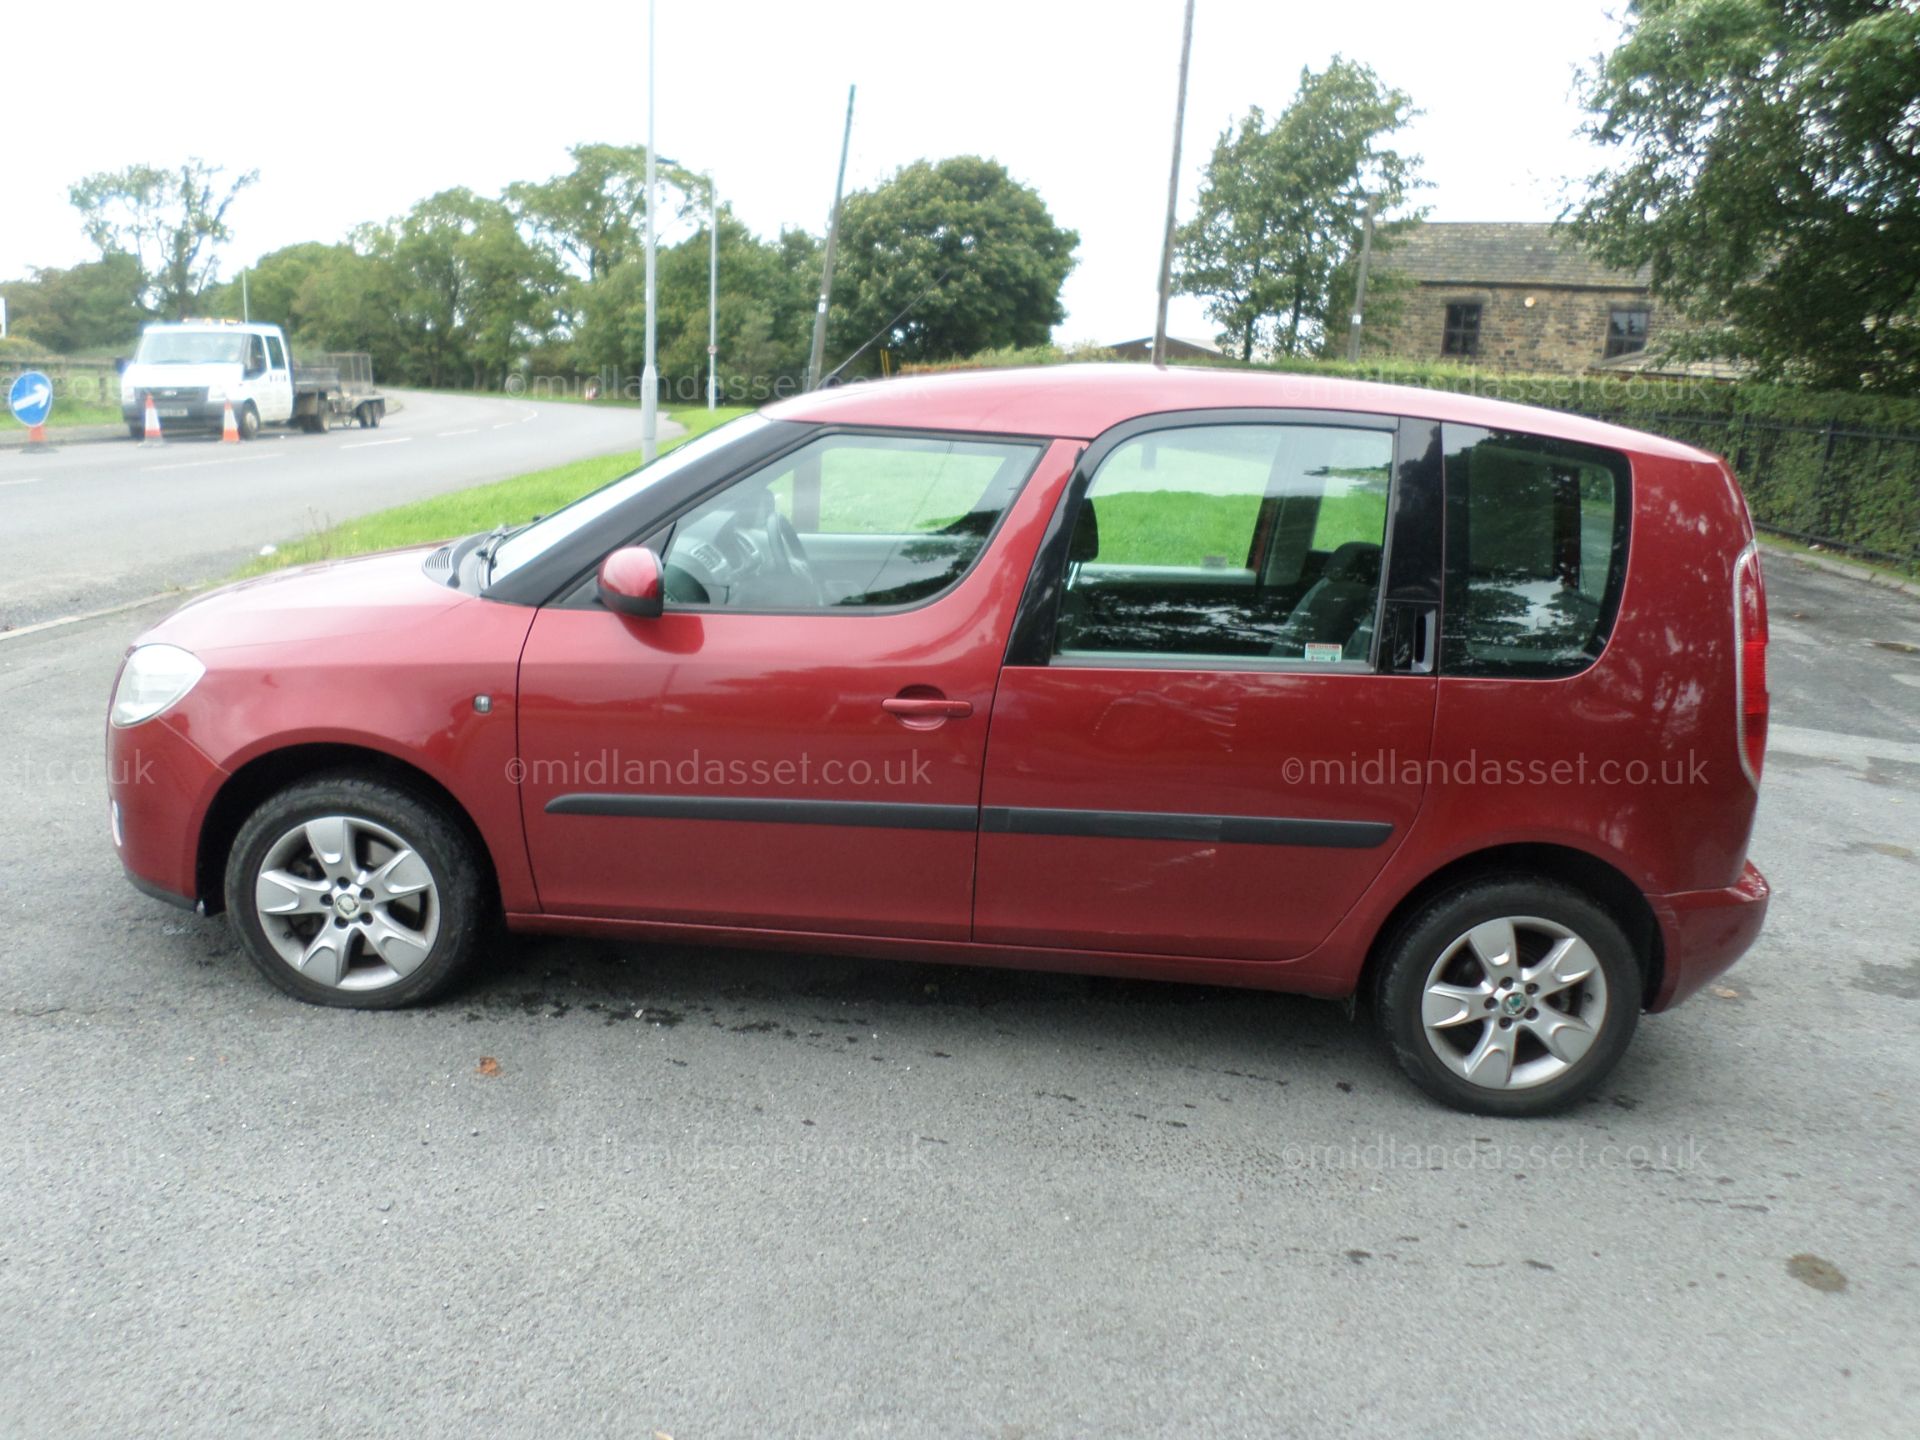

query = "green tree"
[68,159,258,318]
[1566,1,1920,390]
[507,143,696,283]
[1175,59,1420,360]
[0,254,147,353]
[577,214,820,400]
[366,190,565,387]
[827,157,1078,369]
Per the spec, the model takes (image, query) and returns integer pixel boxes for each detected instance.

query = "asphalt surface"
[0,544,1916,1436]
[0,391,680,631]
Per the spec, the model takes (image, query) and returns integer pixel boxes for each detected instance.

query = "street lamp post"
[640,0,660,463]
[708,174,718,411]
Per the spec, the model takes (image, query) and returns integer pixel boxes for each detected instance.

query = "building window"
[1442,302,1482,357]
[1606,307,1649,358]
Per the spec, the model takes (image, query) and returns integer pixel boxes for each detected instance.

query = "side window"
[661,431,1039,611]
[266,335,286,370]
[1055,423,1394,664]
[1441,426,1630,676]
[245,335,268,374]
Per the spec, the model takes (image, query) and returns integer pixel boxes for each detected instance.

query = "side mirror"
[598,545,664,618]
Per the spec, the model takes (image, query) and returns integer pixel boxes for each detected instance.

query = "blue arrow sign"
[9,371,54,429]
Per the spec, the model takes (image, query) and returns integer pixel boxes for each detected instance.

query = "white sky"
[0,0,1622,346]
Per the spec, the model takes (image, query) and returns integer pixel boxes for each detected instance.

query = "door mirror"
[597,546,664,618]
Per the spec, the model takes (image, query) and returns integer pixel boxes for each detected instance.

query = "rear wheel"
[1374,877,1640,1116]
[311,403,330,434]
[224,775,488,1008]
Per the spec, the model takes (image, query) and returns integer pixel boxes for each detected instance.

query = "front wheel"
[224,775,488,1008]
[237,404,260,440]
[1374,877,1640,1116]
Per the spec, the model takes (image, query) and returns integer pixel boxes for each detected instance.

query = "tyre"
[1374,877,1640,1116]
[356,404,372,429]
[128,423,144,439]
[237,404,260,440]
[224,774,489,1008]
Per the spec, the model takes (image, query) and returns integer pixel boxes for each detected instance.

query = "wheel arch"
[196,742,499,916]
[1359,843,1664,1010]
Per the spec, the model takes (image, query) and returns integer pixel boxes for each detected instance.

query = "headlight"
[204,385,227,402]
[111,644,206,728]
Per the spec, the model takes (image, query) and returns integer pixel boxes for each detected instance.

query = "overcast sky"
[2,0,1623,346]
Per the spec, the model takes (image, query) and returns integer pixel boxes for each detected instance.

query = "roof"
[1380,222,1650,290]
[765,363,1717,462]
[1104,335,1226,355]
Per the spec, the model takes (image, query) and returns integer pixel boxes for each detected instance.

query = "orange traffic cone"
[141,393,163,445]
[221,399,240,443]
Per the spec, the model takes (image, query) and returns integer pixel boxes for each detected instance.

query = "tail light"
[1734,545,1769,787]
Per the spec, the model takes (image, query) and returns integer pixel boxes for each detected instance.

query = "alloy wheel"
[1419,915,1609,1091]
[252,814,440,992]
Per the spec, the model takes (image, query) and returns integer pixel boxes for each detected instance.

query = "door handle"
[882,696,973,720]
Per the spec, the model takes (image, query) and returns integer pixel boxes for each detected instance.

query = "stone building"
[1368,222,1656,374]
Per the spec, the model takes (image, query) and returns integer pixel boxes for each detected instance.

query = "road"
[0,553,1916,1438]
[0,391,680,631]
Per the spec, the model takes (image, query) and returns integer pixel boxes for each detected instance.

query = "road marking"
[143,453,288,473]
[1769,723,1920,770]
[0,477,43,487]
[0,589,188,644]
[340,437,413,450]
[490,421,515,430]
[437,429,478,437]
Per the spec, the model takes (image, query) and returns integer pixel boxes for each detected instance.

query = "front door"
[974,413,1440,961]
[516,429,1074,940]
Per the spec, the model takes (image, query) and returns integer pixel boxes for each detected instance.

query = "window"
[266,335,286,370]
[1054,423,1394,664]
[1441,426,1630,677]
[245,334,268,375]
[661,431,1040,611]
[1442,302,1482,357]
[1605,307,1649,358]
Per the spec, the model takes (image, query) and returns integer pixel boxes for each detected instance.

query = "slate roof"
[1382,222,1651,290]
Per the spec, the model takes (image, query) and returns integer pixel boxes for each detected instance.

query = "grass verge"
[236,407,750,578]
[3,398,125,431]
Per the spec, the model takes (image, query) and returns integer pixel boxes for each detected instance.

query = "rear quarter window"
[1441,426,1631,677]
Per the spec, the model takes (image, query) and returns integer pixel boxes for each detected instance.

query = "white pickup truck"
[118,320,385,438]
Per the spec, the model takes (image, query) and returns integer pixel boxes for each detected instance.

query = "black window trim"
[1001,406,1410,673]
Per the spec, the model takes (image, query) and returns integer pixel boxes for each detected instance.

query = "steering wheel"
[761,503,827,606]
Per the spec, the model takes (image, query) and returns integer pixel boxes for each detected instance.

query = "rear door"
[973,411,1442,961]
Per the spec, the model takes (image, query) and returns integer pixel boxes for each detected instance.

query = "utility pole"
[241,268,250,323]
[1344,193,1379,363]
[1152,0,1196,368]
[640,0,660,463]
[708,174,719,410]
[805,84,856,392]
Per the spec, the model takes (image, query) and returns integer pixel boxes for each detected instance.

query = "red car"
[107,366,1770,1115]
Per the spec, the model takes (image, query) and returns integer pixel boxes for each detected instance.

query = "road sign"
[9,371,54,429]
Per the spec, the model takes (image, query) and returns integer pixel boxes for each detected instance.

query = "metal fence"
[1583,410,1920,571]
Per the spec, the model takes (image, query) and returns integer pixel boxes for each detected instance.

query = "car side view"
[107,366,1770,1115]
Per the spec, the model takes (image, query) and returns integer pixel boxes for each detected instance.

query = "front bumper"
[122,395,228,430]
[1647,861,1770,1011]
[109,713,228,909]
